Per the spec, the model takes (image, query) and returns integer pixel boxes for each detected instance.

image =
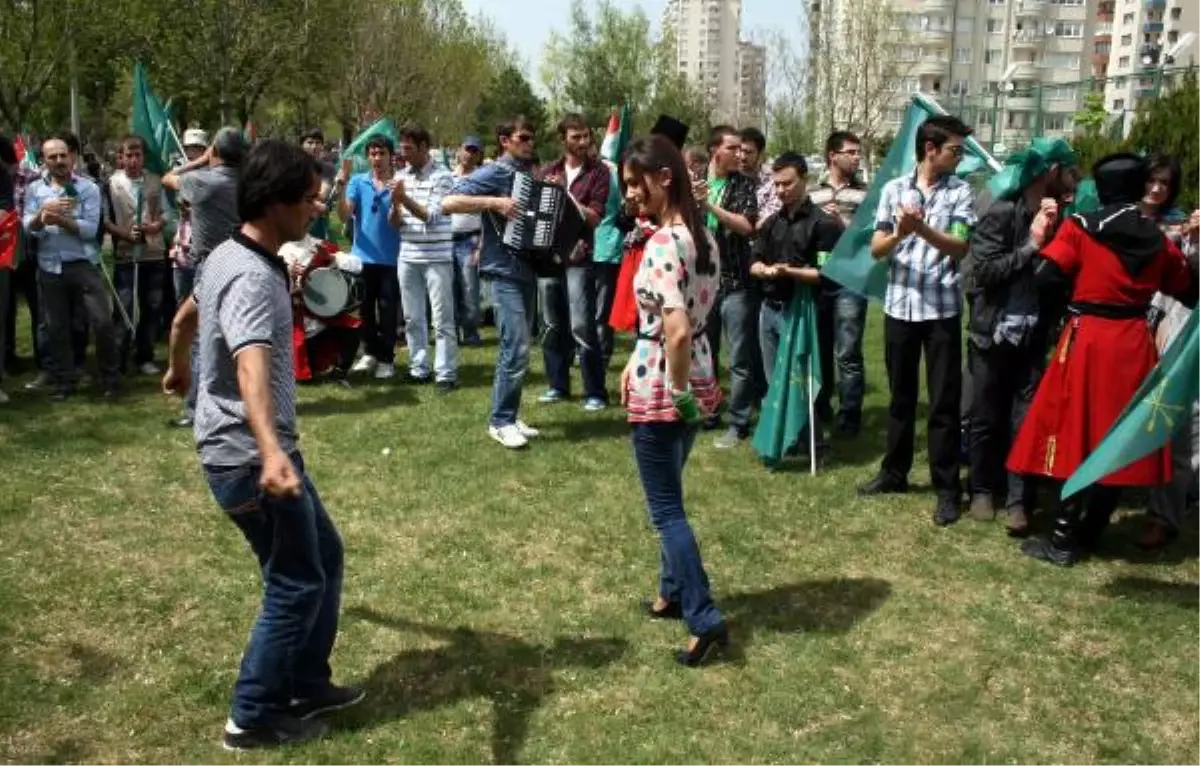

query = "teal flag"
[752,287,823,468]
[1064,178,1101,217]
[1062,310,1199,499]
[130,62,174,176]
[341,117,399,174]
[821,95,995,301]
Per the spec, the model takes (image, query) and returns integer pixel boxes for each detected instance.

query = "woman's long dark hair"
[622,134,715,275]
[1145,153,1182,215]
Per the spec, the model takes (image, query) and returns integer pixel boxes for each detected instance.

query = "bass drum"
[303,267,352,318]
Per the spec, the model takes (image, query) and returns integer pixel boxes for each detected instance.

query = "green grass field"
[0,312,1195,764]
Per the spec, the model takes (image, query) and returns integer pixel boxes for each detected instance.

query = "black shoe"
[410,374,432,385]
[1020,536,1078,567]
[836,417,860,438]
[101,385,120,400]
[462,334,483,347]
[49,387,72,402]
[289,684,366,720]
[222,715,328,751]
[857,472,908,496]
[933,494,962,527]
[676,624,729,667]
[169,416,194,429]
[435,380,457,395]
[641,598,682,621]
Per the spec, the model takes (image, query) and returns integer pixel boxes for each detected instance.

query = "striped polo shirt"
[396,159,455,264]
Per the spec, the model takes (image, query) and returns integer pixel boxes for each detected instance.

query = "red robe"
[1006,218,1194,486]
[292,243,362,381]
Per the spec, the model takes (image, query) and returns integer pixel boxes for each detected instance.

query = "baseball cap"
[182,128,209,148]
[462,135,484,151]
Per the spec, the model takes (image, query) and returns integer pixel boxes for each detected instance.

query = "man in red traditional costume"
[279,235,363,383]
[1007,153,1197,566]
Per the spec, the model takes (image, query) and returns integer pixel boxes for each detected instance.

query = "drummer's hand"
[289,261,305,281]
[491,196,520,220]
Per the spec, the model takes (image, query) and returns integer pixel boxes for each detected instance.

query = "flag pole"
[100,263,135,333]
[808,360,817,476]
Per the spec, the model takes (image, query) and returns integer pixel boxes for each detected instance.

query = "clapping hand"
[895,204,924,237]
[389,178,406,204]
[1030,198,1060,248]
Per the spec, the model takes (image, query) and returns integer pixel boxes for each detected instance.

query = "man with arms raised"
[164,140,362,750]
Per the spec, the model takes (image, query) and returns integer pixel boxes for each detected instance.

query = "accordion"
[499,171,585,258]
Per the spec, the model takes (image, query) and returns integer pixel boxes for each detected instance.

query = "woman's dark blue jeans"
[631,420,724,636]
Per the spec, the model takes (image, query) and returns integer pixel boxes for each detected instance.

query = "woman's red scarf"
[608,216,658,332]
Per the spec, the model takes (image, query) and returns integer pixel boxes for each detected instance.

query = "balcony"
[1010,61,1039,79]
[916,25,952,41]
[1145,0,1166,8]
[1144,21,1164,33]
[1004,93,1038,110]
[912,58,949,76]
[1015,0,1046,16]
[1011,31,1044,49]
[1093,32,1112,44]
[921,0,955,10]
[1096,12,1114,23]
[1092,53,1110,73]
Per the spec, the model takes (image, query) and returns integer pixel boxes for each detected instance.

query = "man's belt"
[1068,302,1149,319]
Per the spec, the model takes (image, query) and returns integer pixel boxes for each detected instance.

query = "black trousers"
[359,263,400,364]
[966,337,1046,508]
[882,315,962,494]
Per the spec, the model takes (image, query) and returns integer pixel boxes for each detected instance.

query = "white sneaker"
[138,362,160,376]
[351,355,377,374]
[0,390,9,404]
[373,362,396,380]
[489,424,528,449]
[515,420,540,438]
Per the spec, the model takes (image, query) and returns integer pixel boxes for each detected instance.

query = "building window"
[987,19,1005,34]
[1121,34,1132,46]
[1118,55,1130,67]
[956,17,974,32]
[1053,21,1083,38]
[988,0,1005,5]
[1168,30,1178,44]
[1095,42,1111,55]
[985,48,1003,64]
[1122,12,1134,25]
[1113,98,1125,110]
[954,47,972,63]
[1044,115,1073,131]
[1171,7,1182,20]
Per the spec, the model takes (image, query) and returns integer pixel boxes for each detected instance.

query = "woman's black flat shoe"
[676,624,729,667]
[641,598,683,620]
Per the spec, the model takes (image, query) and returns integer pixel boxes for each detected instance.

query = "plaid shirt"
[874,171,976,322]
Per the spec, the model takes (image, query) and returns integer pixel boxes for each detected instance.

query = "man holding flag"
[856,115,976,527]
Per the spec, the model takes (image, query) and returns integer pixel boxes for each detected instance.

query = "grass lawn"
[0,309,1195,764]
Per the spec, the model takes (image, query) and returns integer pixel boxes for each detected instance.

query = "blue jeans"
[173,266,196,304]
[632,421,723,636]
[538,265,607,401]
[452,235,481,339]
[593,262,621,367]
[398,261,457,383]
[706,288,761,433]
[817,288,867,424]
[204,453,344,728]
[486,276,536,427]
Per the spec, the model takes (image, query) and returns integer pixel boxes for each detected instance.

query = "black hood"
[1073,204,1163,276]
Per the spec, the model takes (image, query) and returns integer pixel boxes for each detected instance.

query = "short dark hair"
[300,128,324,143]
[771,152,808,176]
[237,139,320,222]
[62,132,82,155]
[120,135,146,153]
[496,115,537,144]
[365,135,395,155]
[557,113,589,138]
[213,126,247,168]
[399,122,431,148]
[739,127,766,153]
[914,115,971,162]
[0,134,16,166]
[707,124,739,151]
[824,130,861,160]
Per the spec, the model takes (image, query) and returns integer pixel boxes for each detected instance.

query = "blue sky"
[460,0,796,86]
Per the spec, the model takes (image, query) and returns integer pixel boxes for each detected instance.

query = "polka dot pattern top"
[624,224,722,423]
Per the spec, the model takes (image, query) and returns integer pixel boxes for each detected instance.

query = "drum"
[303,267,353,318]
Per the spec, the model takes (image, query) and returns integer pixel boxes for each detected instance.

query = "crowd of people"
[0,108,1196,749]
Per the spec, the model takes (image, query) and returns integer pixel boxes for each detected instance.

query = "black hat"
[651,115,689,149]
[1091,152,1148,206]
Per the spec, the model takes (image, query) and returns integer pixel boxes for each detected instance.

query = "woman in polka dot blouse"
[618,134,728,667]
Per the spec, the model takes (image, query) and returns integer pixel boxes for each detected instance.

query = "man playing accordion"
[279,235,363,382]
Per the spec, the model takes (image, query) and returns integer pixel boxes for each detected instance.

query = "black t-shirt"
[752,199,842,303]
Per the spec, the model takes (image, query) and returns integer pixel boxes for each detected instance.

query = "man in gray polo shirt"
[163,140,362,751]
[164,126,244,427]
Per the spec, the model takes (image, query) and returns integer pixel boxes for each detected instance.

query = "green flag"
[130,62,174,176]
[1064,178,1101,217]
[1062,310,1199,499]
[821,95,994,301]
[341,117,399,174]
[752,286,822,468]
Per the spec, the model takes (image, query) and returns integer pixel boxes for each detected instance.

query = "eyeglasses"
[511,133,535,144]
[834,149,862,157]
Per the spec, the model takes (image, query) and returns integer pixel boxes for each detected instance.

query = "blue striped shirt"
[21,173,101,273]
[874,171,976,322]
[396,159,454,264]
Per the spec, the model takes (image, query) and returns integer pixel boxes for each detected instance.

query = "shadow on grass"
[297,382,417,417]
[1101,576,1199,609]
[343,606,628,765]
[1090,514,1198,566]
[722,577,892,650]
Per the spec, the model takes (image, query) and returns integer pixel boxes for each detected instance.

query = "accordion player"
[489,170,586,276]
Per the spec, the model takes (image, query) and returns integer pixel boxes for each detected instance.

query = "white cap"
[182,128,209,148]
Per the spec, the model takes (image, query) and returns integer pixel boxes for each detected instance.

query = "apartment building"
[810,0,1097,154]
[1100,0,1198,130]
[662,0,769,127]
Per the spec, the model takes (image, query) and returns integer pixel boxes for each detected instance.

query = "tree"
[754,21,816,155]
[1127,69,1199,210]
[474,64,550,152]
[1070,88,1125,176]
